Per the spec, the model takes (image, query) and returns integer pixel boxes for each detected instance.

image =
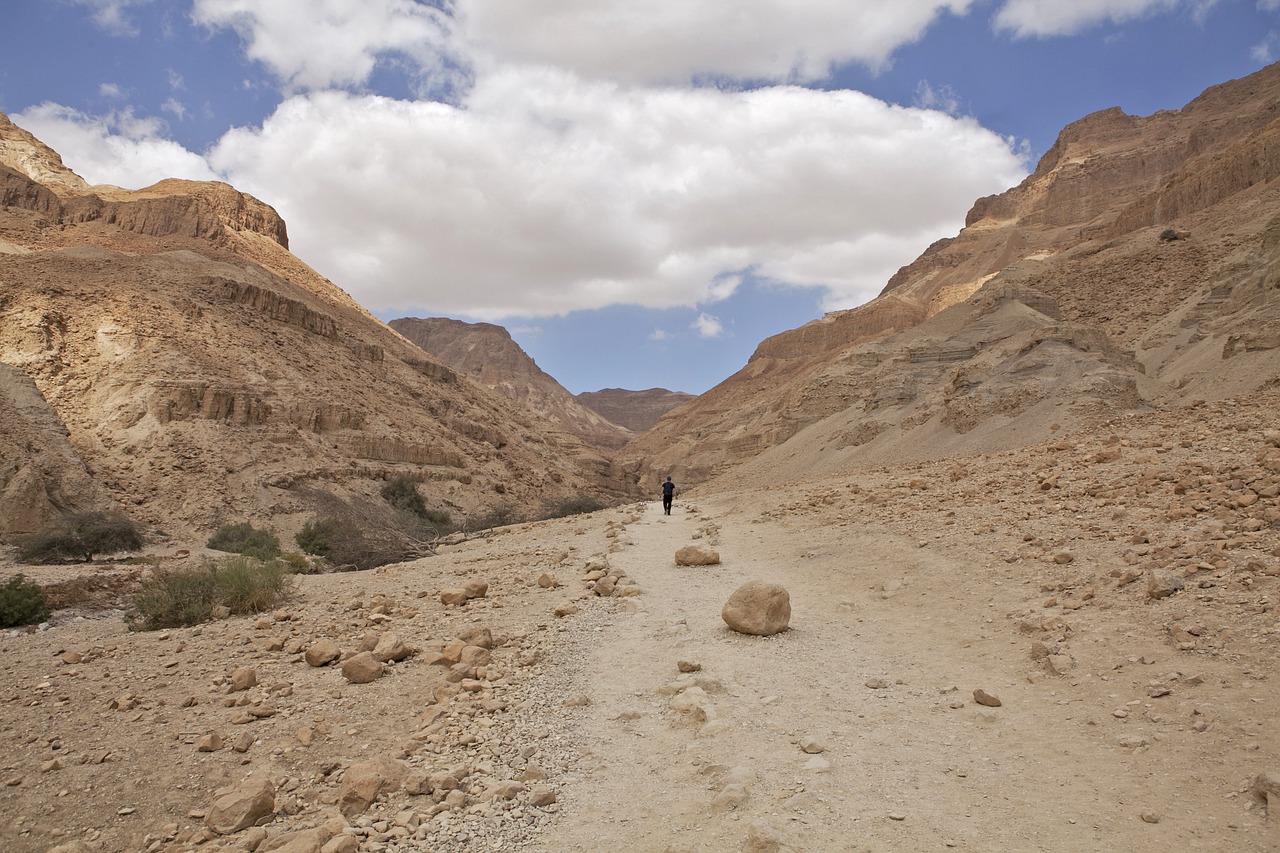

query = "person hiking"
[661,475,677,515]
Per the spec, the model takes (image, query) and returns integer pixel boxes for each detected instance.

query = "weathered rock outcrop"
[390,317,635,449]
[575,387,694,433]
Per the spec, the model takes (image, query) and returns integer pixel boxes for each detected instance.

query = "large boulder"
[721,581,791,636]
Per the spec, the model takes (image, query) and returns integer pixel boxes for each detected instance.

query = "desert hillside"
[622,63,1280,485]
[575,387,694,433]
[389,317,635,450]
[0,114,638,541]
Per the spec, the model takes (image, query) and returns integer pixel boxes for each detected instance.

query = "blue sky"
[2,1,1278,394]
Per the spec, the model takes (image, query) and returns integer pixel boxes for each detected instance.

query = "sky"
[1,2,1278,394]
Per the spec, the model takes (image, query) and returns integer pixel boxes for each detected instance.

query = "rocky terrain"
[1,61,1279,853]
[388,318,635,451]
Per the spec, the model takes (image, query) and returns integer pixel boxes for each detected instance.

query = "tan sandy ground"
[2,406,1279,853]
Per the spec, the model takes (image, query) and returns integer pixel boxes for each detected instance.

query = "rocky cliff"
[389,317,634,450]
[622,62,1280,484]
[0,113,637,539]
[575,388,694,433]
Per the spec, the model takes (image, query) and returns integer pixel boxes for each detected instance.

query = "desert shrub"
[423,508,454,531]
[207,522,281,561]
[543,495,606,519]
[294,493,442,571]
[126,556,295,631]
[16,512,143,563]
[277,551,311,573]
[380,475,427,517]
[0,574,50,627]
[463,503,521,533]
[295,517,345,557]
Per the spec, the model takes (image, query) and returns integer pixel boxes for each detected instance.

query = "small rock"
[865,677,890,690]
[206,775,275,835]
[888,812,906,821]
[338,757,408,818]
[439,589,469,606]
[372,632,412,663]
[305,640,341,667]
[1140,811,1160,824]
[229,668,258,692]
[973,689,1001,707]
[537,572,559,589]
[1146,570,1184,600]
[677,660,702,673]
[799,736,826,755]
[196,733,224,752]
[341,652,384,684]
[528,785,557,807]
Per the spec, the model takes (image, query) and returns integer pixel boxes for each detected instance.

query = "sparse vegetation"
[0,574,50,627]
[125,556,295,631]
[16,512,144,563]
[207,522,281,561]
[381,474,428,517]
[543,495,606,519]
[295,517,344,558]
[463,503,522,533]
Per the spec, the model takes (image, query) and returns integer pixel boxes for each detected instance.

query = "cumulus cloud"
[190,0,464,94]
[693,313,725,338]
[207,75,1026,318]
[11,104,218,188]
[458,0,979,83]
[993,0,1215,38]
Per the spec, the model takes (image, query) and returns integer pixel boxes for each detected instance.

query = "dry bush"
[295,489,442,570]
[125,556,296,631]
[16,512,143,563]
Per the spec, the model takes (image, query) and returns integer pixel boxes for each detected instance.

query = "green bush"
[16,512,143,563]
[543,495,606,519]
[0,574,50,627]
[380,475,427,517]
[126,556,296,631]
[207,522,281,561]
[295,517,344,557]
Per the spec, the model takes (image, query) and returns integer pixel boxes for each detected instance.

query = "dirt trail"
[537,495,1277,852]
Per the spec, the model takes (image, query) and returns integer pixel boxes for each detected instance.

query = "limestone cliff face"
[389,317,635,450]
[0,364,105,537]
[622,62,1280,483]
[0,112,637,540]
[575,388,694,433]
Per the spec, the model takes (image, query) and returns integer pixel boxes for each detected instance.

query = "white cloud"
[458,0,979,83]
[190,0,464,94]
[161,98,188,119]
[11,104,218,189]
[206,77,1026,319]
[693,313,725,338]
[993,0,1216,38]
[649,329,671,341]
[99,82,124,99]
[71,0,153,35]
